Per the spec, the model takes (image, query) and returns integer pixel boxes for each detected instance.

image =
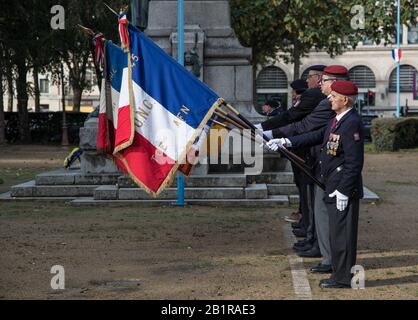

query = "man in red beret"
[268,66,349,272]
[267,80,364,288]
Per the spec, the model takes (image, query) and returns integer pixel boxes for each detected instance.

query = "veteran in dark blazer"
[267,80,364,288]
[268,65,350,272]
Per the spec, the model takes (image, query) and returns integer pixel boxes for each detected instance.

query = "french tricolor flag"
[98,25,221,196]
[392,48,402,62]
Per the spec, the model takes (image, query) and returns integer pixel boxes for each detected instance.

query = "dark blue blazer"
[289,108,364,202]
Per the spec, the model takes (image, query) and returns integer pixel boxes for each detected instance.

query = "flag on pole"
[97,41,129,173]
[97,25,222,196]
[391,48,402,62]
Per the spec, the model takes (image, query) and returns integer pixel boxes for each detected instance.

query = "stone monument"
[145,0,260,119]
[7,0,306,206]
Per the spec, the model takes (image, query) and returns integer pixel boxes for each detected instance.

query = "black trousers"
[291,163,309,231]
[305,183,317,244]
[326,199,360,286]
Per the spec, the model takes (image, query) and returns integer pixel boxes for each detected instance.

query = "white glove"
[329,190,349,211]
[266,138,291,151]
[254,123,263,130]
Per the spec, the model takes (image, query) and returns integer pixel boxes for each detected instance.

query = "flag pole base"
[170,201,189,207]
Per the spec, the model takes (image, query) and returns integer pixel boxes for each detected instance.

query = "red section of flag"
[114,105,133,152]
[116,132,176,193]
[97,113,112,153]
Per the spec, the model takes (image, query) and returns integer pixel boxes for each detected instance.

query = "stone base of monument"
[5,167,299,206]
[4,167,379,206]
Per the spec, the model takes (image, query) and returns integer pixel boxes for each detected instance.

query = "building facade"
[256,25,418,117]
[4,68,100,113]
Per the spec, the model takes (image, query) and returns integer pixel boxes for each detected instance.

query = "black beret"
[290,79,308,94]
[307,64,327,72]
[265,99,280,109]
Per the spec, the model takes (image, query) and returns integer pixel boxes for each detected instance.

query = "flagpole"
[396,0,401,118]
[176,0,186,205]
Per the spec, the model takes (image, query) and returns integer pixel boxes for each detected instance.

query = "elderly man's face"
[320,75,336,96]
[330,91,350,114]
[306,71,322,89]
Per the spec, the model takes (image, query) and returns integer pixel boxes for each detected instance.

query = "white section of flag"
[100,79,120,129]
[118,68,196,161]
[392,48,402,62]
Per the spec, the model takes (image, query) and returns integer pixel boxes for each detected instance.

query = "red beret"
[324,65,348,77]
[331,80,358,96]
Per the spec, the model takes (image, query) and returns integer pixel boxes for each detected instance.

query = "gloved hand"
[254,123,263,130]
[329,190,349,211]
[266,138,291,151]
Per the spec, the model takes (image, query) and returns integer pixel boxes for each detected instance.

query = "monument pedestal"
[79,117,121,174]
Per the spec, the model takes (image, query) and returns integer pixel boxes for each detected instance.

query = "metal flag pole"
[396,0,401,118]
[176,0,186,205]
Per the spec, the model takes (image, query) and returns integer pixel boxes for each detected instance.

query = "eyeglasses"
[307,74,321,79]
[320,78,337,84]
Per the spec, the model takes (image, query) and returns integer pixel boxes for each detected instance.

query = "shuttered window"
[349,66,376,88]
[256,66,287,89]
[389,64,417,92]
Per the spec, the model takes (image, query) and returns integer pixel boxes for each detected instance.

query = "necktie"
[331,117,337,130]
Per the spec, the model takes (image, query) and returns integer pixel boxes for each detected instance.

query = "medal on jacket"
[327,134,340,156]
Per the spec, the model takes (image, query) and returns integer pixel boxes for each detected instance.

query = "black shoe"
[293,239,311,247]
[293,243,313,252]
[292,228,307,238]
[297,247,322,258]
[319,278,350,289]
[291,222,302,229]
[294,239,311,247]
[319,278,331,284]
[310,264,332,273]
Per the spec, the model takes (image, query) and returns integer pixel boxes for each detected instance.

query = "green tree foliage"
[231,0,418,79]
[0,0,126,141]
[50,0,127,112]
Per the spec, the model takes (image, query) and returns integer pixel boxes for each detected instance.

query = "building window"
[256,66,287,89]
[39,78,49,94]
[349,66,376,88]
[256,66,288,111]
[349,66,377,109]
[408,25,418,44]
[389,64,418,92]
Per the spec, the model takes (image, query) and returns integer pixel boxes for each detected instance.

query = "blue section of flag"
[128,25,219,129]
[105,41,127,92]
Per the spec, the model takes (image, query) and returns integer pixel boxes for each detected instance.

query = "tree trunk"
[252,47,258,111]
[33,66,40,112]
[91,47,102,92]
[0,70,5,145]
[6,66,13,112]
[293,57,300,80]
[293,43,301,80]
[72,84,82,112]
[16,61,31,143]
